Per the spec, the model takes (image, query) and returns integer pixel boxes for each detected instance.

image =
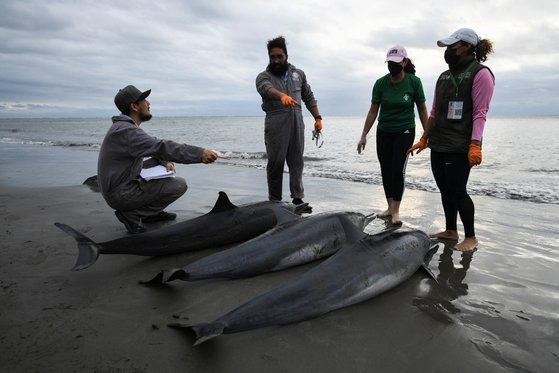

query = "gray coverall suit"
[255,63,317,201]
[98,115,204,224]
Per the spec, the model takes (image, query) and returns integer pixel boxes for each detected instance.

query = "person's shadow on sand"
[413,242,473,323]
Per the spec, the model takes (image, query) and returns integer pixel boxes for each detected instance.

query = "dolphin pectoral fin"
[420,244,440,283]
[139,268,188,285]
[208,191,237,214]
[139,271,165,285]
[421,264,438,283]
[192,323,226,346]
[164,269,189,282]
[54,222,100,271]
[168,321,225,346]
[425,243,441,264]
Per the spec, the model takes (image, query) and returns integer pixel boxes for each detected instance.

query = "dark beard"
[268,62,288,77]
[140,113,152,122]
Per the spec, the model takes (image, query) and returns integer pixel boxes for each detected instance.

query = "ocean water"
[0,115,558,204]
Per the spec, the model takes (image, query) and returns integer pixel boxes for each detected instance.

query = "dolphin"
[141,210,376,285]
[169,229,438,346]
[55,191,307,271]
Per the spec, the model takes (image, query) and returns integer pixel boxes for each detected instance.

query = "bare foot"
[391,212,402,225]
[430,230,459,240]
[378,209,391,218]
[454,237,478,252]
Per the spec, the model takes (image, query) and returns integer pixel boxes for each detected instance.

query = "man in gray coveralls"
[98,85,218,234]
[256,36,323,210]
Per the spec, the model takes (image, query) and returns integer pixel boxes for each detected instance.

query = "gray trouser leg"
[108,177,187,223]
[264,111,305,201]
[286,115,304,199]
[265,115,289,201]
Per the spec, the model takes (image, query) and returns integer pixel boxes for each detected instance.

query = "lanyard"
[449,61,476,96]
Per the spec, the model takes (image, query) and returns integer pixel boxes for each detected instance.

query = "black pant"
[430,151,475,237]
[376,128,415,201]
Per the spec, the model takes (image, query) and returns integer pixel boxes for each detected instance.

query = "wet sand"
[0,146,558,372]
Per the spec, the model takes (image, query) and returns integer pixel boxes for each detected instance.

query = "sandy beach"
[1,146,558,373]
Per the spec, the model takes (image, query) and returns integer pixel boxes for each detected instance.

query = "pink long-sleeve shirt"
[430,68,495,141]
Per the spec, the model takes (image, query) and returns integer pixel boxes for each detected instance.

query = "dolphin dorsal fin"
[270,206,300,225]
[338,214,366,243]
[209,191,237,214]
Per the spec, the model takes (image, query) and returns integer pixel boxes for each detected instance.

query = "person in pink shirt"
[408,28,495,252]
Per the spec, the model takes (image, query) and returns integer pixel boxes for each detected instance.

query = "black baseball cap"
[114,85,151,113]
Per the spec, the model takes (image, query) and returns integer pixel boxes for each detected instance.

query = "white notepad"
[140,165,175,181]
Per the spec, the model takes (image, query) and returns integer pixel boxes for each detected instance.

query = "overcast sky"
[1,0,558,118]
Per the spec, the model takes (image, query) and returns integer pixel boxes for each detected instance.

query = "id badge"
[447,99,464,120]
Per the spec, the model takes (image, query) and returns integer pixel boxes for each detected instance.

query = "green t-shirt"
[372,73,426,132]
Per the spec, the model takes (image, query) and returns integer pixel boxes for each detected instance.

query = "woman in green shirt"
[357,45,428,225]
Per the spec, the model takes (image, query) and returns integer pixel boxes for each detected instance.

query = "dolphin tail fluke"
[54,222,100,271]
[168,322,225,346]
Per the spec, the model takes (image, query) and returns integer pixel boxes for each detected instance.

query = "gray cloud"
[1,0,558,118]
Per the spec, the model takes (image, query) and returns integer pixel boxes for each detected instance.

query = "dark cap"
[114,85,151,113]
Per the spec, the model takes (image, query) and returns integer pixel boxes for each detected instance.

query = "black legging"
[376,128,415,201]
[430,151,475,237]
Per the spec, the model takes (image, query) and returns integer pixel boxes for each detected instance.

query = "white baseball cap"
[385,45,407,63]
[437,28,480,47]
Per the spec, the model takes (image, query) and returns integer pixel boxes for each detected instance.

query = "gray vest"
[430,59,492,153]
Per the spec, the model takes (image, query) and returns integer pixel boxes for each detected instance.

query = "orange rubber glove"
[406,137,427,156]
[468,143,482,167]
[278,93,297,107]
[314,118,323,132]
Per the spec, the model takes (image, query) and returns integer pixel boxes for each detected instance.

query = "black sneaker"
[292,198,305,205]
[143,211,177,223]
[115,210,146,234]
[292,198,312,214]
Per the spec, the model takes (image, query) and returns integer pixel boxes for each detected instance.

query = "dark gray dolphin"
[169,229,437,345]
[141,210,376,284]
[55,191,307,271]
